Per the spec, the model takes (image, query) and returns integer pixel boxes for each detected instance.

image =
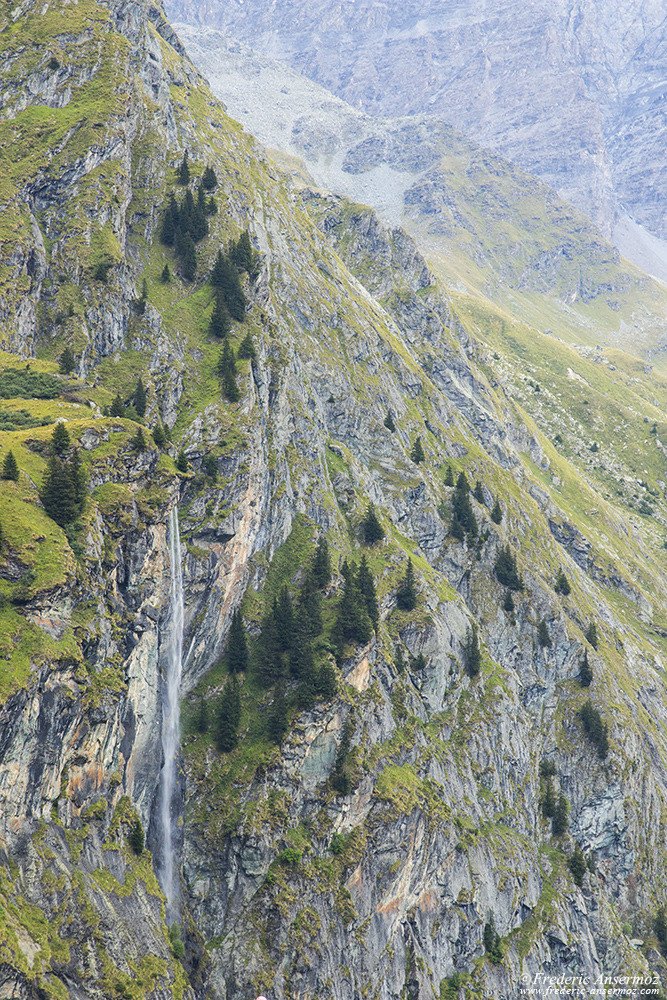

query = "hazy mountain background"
[166,0,667,283]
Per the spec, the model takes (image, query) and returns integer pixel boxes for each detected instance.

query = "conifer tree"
[274,586,294,652]
[503,589,515,614]
[134,378,146,419]
[237,332,257,360]
[129,818,144,855]
[160,198,176,246]
[396,558,417,611]
[555,569,571,595]
[541,778,556,818]
[333,567,373,660]
[152,424,166,448]
[384,411,396,432]
[410,436,425,464]
[230,230,256,274]
[298,572,322,637]
[227,609,249,674]
[568,844,587,887]
[331,718,353,795]
[176,451,188,472]
[51,421,70,455]
[655,908,667,955]
[267,683,288,744]
[444,465,454,487]
[394,644,405,674]
[206,196,217,216]
[494,545,524,590]
[217,675,241,752]
[176,150,190,185]
[537,618,552,648]
[40,456,78,526]
[210,251,246,321]
[257,608,285,686]
[585,622,599,649]
[1,450,19,482]
[451,474,477,538]
[196,696,208,734]
[552,794,568,835]
[161,263,171,283]
[361,503,384,545]
[217,341,240,402]
[491,499,503,524]
[356,556,379,630]
[180,233,197,281]
[579,648,593,687]
[580,701,609,758]
[68,447,86,515]
[201,165,218,190]
[483,916,502,964]
[473,480,485,503]
[312,536,331,588]
[210,291,231,339]
[464,624,481,677]
[59,346,75,374]
[110,395,125,418]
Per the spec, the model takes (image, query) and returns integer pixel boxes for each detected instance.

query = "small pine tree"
[541,778,556,818]
[410,436,425,464]
[482,916,502,964]
[473,480,485,503]
[161,263,171,283]
[585,622,599,649]
[308,538,329,590]
[129,818,144,855]
[396,558,417,611]
[131,427,146,451]
[552,794,568,835]
[201,165,218,190]
[267,683,288,744]
[59,346,75,374]
[217,675,241,752]
[384,411,396,432]
[568,843,587,887]
[2,450,19,482]
[230,230,256,274]
[68,448,86,515]
[537,618,551,648]
[494,545,523,591]
[464,624,482,677]
[175,451,188,473]
[394,644,405,673]
[51,421,71,456]
[444,465,454,487]
[40,456,78,526]
[491,499,503,524]
[217,341,240,402]
[236,333,255,361]
[203,455,217,481]
[180,233,197,281]
[210,291,231,339]
[134,378,147,418]
[356,556,379,630]
[331,718,353,795]
[579,648,593,687]
[177,149,190,185]
[227,609,249,674]
[361,503,385,545]
[555,569,571,595]
[110,395,125,418]
[580,701,609,758]
[502,589,515,613]
[206,196,217,216]
[152,425,166,448]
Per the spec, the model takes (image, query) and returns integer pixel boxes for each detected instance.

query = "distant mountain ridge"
[165,0,667,271]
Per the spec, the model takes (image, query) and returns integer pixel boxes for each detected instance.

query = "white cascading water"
[158,506,184,922]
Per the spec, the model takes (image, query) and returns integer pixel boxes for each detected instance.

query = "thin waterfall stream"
[158,506,184,922]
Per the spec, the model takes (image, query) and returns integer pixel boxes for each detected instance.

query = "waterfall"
[158,506,184,923]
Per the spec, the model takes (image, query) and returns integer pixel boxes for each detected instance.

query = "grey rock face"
[166,0,667,249]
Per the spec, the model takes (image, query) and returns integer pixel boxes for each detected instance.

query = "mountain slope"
[2,2,667,999]
[164,0,667,250]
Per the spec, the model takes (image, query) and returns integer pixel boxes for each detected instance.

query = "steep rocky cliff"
[3,2,667,999]
[163,0,667,252]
